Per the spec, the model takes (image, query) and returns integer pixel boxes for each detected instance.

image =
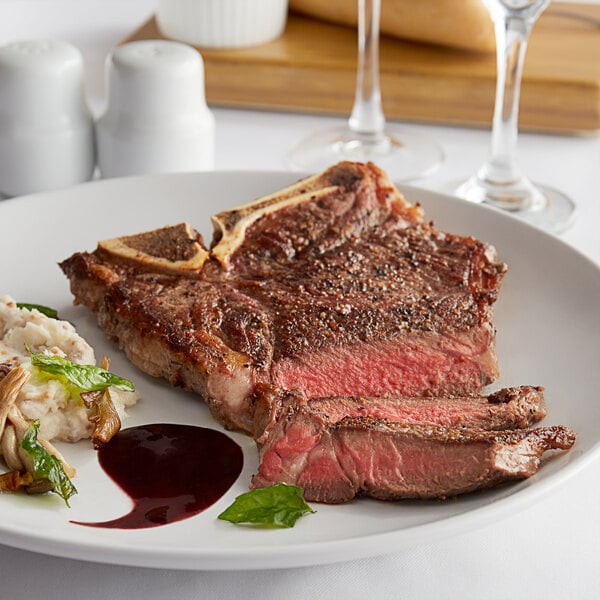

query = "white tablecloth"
[1,2,598,599]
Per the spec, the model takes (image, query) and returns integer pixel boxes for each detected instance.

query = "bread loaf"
[289,0,495,52]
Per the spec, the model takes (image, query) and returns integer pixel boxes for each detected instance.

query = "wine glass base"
[286,125,444,182]
[455,176,576,234]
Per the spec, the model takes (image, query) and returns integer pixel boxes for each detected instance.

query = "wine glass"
[286,0,444,181]
[455,0,576,233]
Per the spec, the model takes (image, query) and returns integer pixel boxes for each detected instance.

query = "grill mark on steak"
[251,385,574,503]
[60,161,506,433]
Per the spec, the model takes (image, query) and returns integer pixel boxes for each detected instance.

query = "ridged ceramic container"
[156,0,288,48]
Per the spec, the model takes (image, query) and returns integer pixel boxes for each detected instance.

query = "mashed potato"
[0,295,139,442]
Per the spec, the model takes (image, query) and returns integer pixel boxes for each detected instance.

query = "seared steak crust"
[62,255,265,431]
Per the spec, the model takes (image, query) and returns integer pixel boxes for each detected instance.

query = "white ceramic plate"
[0,171,598,570]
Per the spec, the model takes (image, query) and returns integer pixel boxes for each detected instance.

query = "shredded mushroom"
[0,367,76,494]
[1,424,23,471]
[0,367,29,440]
[81,356,122,449]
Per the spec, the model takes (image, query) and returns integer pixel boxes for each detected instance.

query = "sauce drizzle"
[72,423,243,529]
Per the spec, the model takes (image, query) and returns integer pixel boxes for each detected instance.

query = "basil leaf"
[17,302,59,319]
[21,420,77,506]
[29,352,135,393]
[218,483,315,528]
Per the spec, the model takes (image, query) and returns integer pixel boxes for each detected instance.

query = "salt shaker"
[96,40,215,178]
[0,40,95,197]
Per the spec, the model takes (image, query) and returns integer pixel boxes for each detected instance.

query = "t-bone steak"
[60,161,508,435]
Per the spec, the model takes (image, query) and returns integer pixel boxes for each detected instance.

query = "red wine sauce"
[72,424,243,529]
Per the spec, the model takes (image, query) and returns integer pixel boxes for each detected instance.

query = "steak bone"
[97,222,209,275]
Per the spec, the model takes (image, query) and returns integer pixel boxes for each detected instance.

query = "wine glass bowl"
[287,0,444,181]
[455,0,576,233]
[287,126,443,180]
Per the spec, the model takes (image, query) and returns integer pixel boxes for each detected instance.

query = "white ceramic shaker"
[96,40,215,178]
[0,40,95,197]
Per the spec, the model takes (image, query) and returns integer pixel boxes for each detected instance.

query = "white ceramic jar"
[0,40,95,197]
[96,40,215,178]
[156,0,289,48]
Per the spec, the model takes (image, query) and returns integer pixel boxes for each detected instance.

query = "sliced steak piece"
[254,385,547,434]
[60,161,507,433]
[251,387,575,503]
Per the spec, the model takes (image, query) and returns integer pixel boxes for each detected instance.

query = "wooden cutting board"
[123,3,600,134]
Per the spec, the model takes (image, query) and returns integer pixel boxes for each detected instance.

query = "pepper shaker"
[0,40,95,197]
[96,40,215,178]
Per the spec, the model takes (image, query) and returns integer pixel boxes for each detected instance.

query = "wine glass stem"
[348,0,386,139]
[485,15,533,185]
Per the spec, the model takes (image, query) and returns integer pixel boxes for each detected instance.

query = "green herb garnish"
[218,483,315,528]
[17,302,58,319]
[21,420,77,506]
[29,351,135,393]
